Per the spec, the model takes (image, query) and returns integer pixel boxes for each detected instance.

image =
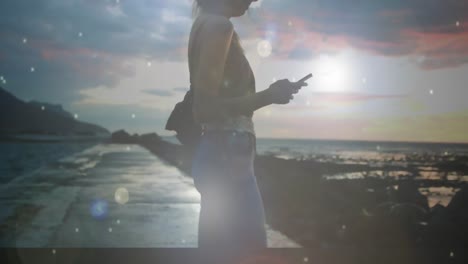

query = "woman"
[189,0,307,260]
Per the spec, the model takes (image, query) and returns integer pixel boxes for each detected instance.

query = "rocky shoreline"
[109,130,468,261]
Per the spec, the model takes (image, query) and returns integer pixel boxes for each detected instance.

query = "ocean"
[0,141,103,185]
[256,138,468,159]
[2,137,468,186]
[163,136,468,185]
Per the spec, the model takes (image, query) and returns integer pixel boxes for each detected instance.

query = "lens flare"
[115,187,129,205]
[90,199,108,220]
[257,40,272,58]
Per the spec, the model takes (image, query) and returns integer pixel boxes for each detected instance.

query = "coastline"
[3,131,466,252]
[119,131,468,251]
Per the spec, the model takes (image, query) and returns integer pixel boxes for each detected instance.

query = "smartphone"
[297,73,313,83]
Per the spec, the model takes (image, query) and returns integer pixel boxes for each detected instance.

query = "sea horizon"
[161,134,468,146]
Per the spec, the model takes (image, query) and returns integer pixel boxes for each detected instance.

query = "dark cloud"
[258,0,468,68]
[143,89,174,97]
[263,0,467,36]
[288,46,315,60]
[0,0,192,104]
[0,0,467,111]
[172,87,189,93]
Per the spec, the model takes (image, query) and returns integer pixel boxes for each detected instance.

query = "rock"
[366,202,428,246]
[373,201,396,217]
[140,133,162,143]
[446,184,468,217]
[390,203,428,226]
[111,130,133,143]
[445,184,468,246]
[394,180,430,211]
[425,185,468,248]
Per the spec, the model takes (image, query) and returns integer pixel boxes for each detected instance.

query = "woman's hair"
[192,1,200,19]
[192,0,220,19]
[192,0,253,19]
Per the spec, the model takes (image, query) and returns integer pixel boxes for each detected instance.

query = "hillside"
[0,87,110,137]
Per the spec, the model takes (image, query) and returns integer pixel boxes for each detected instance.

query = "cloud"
[312,92,407,103]
[0,0,192,104]
[277,92,406,113]
[364,111,468,143]
[254,113,373,140]
[143,89,174,97]
[255,0,468,69]
[2,0,467,108]
[172,87,189,93]
[68,102,170,135]
[253,108,468,143]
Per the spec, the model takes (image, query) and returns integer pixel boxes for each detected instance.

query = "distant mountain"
[27,100,74,119]
[0,87,110,137]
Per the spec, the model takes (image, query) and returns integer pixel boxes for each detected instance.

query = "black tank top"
[188,13,256,119]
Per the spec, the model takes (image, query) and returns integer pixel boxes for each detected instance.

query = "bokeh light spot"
[115,187,129,205]
[90,199,109,220]
[257,40,272,58]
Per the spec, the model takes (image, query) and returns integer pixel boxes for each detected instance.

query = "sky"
[1,0,467,143]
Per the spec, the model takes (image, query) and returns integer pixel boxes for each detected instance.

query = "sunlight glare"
[313,55,351,93]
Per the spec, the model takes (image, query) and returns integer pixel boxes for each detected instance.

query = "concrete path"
[0,144,301,248]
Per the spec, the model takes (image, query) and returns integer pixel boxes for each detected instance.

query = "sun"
[312,55,351,93]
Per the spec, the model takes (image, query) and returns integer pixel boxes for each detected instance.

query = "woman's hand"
[265,79,308,105]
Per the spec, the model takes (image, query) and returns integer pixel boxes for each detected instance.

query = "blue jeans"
[191,130,267,259]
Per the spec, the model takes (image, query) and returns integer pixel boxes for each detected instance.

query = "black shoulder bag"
[166,18,207,148]
[164,86,202,148]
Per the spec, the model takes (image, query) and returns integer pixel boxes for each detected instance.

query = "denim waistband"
[201,129,254,137]
[200,129,257,154]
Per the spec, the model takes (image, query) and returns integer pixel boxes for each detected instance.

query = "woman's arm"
[192,16,272,124]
